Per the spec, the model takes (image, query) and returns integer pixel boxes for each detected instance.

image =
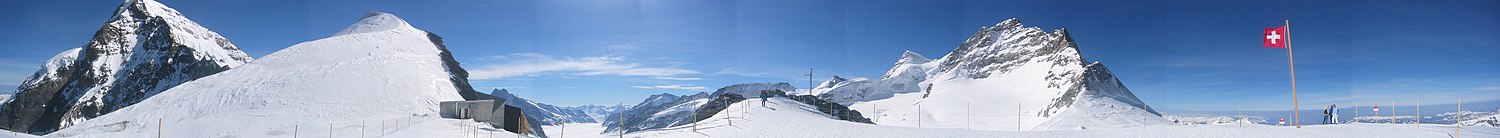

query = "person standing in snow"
[760,90,769,106]
[1331,104,1340,124]
[1322,106,1331,124]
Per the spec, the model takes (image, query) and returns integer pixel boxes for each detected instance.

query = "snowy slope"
[42,11,498,137]
[818,18,1165,131]
[0,0,253,134]
[624,97,1499,138]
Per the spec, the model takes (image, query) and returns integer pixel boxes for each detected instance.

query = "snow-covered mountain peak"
[0,0,253,134]
[896,50,930,65]
[105,0,253,66]
[45,12,473,137]
[934,18,1084,80]
[334,11,413,36]
[710,82,795,98]
[816,76,848,89]
[817,18,1163,131]
[491,88,510,95]
[991,18,1024,30]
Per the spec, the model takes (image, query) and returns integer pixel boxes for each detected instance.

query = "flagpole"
[1285,19,1300,128]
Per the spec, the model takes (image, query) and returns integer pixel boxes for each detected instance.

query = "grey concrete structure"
[440,99,506,128]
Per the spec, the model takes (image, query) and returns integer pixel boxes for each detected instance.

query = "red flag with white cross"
[1264,26,1287,48]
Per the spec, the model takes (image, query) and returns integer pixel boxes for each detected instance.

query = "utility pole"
[808,68,814,95]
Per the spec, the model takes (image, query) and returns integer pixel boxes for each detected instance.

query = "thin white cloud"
[468,53,700,80]
[713,68,771,77]
[630,85,707,91]
[653,77,703,81]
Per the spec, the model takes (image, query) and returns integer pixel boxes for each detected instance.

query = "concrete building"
[439,99,529,134]
[440,99,506,128]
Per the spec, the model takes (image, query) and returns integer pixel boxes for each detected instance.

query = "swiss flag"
[1263,26,1287,48]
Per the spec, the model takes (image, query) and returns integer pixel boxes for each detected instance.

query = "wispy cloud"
[468,53,700,80]
[712,68,771,77]
[630,84,706,91]
[653,77,703,81]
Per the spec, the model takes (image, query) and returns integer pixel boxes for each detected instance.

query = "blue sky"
[0,0,1496,111]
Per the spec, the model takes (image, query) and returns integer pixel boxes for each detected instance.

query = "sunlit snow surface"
[623,98,1500,138]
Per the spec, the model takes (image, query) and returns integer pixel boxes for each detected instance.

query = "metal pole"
[1285,19,1301,128]
[1416,97,1420,127]
[693,106,698,132]
[1457,97,1461,138]
[619,102,624,138]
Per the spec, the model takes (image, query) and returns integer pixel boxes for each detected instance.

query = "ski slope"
[621,97,1500,138]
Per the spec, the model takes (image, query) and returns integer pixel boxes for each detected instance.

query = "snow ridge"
[334,11,412,36]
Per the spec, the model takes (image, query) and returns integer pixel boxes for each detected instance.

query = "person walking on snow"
[760,90,769,107]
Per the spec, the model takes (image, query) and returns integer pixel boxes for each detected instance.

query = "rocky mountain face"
[0,0,253,134]
[601,92,712,133]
